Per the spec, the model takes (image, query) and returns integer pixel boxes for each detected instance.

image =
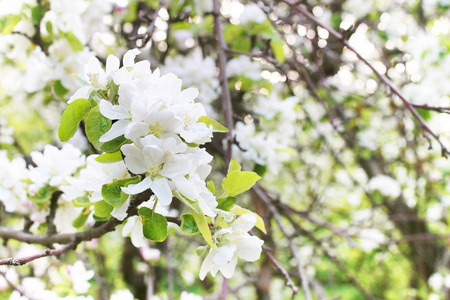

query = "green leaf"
[270,39,285,64]
[101,177,140,208]
[72,196,92,208]
[253,164,267,177]
[139,207,168,242]
[190,208,214,248]
[53,80,69,98]
[222,171,261,197]
[72,208,90,228]
[206,180,215,194]
[64,31,84,51]
[29,185,55,203]
[180,214,200,235]
[216,197,237,211]
[198,116,229,133]
[85,106,112,149]
[0,15,21,35]
[232,205,266,234]
[58,98,90,142]
[100,135,130,153]
[95,151,122,163]
[31,6,46,25]
[231,36,251,52]
[94,200,113,218]
[228,159,241,173]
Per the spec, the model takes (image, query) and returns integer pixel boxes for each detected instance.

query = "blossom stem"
[220,276,228,300]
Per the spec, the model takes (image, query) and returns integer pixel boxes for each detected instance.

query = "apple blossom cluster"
[58,48,265,280]
[161,53,220,116]
[233,93,298,175]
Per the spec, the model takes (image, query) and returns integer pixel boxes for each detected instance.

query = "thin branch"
[280,0,450,157]
[213,0,234,166]
[0,241,78,266]
[260,243,299,295]
[0,270,36,300]
[253,185,313,300]
[411,104,450,114]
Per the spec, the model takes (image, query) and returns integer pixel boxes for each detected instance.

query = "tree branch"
[213,0,234,166]
[0,241,78,266]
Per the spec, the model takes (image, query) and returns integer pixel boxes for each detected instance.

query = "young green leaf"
[139,207,168,242]
[206,180,215,194]
[94,200,113,218]
[222,171,261,197]
[53,80,69,97]
[64,31,84,52]
[95,151,122,164]
[72,208,90,228]
[72,196,92,207]
[216,197,237,211]
[0,15,21,35]
[270,39,286,64]
[101,177,140,208]
[198,116,229,133]
[58,98,90,142]
[190,208,214,248]
[228,159,241,173]
[85,106,112,148]
[100,135,130,153]
[31,6,46,25]
[180,214,200,235]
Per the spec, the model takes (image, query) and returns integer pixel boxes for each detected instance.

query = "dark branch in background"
[259,242,299,295]
[46,191,62,236]
[280,0,450,157]
[213,0,234,167]
[131,0,166,48]
[0,241,78,266]
[253,185,313,300]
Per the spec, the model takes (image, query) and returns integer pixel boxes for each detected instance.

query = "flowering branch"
[280,0,450,157]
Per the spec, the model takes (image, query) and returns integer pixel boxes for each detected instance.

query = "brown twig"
[0,241,78,266]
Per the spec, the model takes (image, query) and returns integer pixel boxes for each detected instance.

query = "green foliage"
[0,15,21,34]
[198,116,229,133]
[100,135,130,153]
[139,207,168,242]
[72,208,90,228]
[58,98,90,142]
[216,197,237,211]
[53,80,69,98]
[95,151,123,163]
[72,196,92,208]
[180,214,199,235]
[101,177,140,208]
[270,38,286,63]
[28,185,56,203]
[31,5,46,25]
[93,200,113,219]
[64,31,84,51]
[189,207,214,248]
[222,169,260,197]
[85,106,112,148]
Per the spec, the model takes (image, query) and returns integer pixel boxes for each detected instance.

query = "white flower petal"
[99,120,129,142]
[236,235,263,262]
[150,178,172,206]
[121,177,153,195]
[213,244,237,266]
